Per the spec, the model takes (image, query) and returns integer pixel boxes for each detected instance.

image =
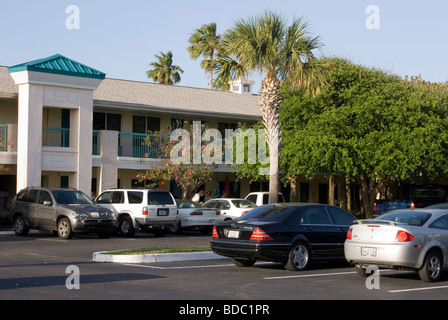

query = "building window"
[93,112,121,131]
[133,116,160,133]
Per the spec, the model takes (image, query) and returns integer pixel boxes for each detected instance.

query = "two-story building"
[0,54,273,200]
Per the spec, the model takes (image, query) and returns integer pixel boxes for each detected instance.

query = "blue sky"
[1,0,447,93]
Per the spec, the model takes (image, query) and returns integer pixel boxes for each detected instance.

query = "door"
[36,190,56,230]
[22,189,39,227]
[300,206,340,257]
[326,206,356,255]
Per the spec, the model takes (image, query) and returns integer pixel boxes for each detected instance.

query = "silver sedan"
[344,209,448,282]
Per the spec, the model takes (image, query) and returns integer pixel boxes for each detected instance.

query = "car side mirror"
[43,201,52,206]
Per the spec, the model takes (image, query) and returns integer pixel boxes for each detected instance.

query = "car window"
[231,200,257,208]
[178,201,200,208]
[38,191,52,204]
[374,210,431,226]
[301,206,332,225]
[217,201,231,210]
[327,206,355,225]
[246,195,257,203]
[23,190,38,203]
[16,189,28,201]
[97,191,113,204]
[147,192,174,205]
[111,191,124,204]
[127,191,143,204]
[238,204,294,222]
[429,215,448,230]
[202,200,217,209]
[263,194,269,204]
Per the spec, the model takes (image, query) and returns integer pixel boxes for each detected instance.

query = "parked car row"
[211,202,448,283]
[8,186,263,239]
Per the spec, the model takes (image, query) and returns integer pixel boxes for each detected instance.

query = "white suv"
[96,189,178,237]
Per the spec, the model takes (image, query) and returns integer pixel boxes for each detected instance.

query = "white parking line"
[264,271,356,280]
[123,263,235,270]
[389,285,448,293]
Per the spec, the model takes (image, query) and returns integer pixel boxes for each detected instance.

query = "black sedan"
[211,203,356,270]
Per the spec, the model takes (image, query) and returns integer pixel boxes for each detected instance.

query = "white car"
[202,198,257,220]
[245,192,285,206]
[345,209,448,282]
[170,200,224,234]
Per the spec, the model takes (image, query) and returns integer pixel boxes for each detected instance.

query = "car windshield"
[374,210,432,226]
[177,201,201,208]
[237,204,294,222]
[231,200,257,208]
[53,190,93,205]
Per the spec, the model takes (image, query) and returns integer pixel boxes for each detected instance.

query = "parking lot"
[1,230,448,307]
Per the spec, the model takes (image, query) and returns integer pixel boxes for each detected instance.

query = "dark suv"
[10,187,115,239]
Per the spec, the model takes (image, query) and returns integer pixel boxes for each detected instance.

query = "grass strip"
[103,245,211,255]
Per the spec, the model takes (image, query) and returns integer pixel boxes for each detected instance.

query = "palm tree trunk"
[260,72,282,203]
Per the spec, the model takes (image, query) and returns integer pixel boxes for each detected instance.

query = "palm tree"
[219,11,325,203]
[188,23,221,89]
[147,51,184,85]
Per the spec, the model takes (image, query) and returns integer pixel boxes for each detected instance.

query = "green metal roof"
[8,54,106,79]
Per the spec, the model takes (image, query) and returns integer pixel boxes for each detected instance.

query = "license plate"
[157,209,169,216]
[227,230,240,239]
[362,247,377,257]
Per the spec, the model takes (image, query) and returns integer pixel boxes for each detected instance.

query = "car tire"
[13,215,29,236]
[57,218,73,239]
[284,242,311,271]
[232,258,256,267]
[118,216,135,237]
[418,250,443,282]
[168,221,181,234]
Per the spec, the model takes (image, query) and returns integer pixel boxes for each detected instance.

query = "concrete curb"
[92,250,228,263]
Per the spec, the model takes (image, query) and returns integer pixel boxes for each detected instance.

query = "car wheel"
[57,218,73,239]
[232,258,256,267]
[418,250,443,282]
[13,215,29,236]
[168,221,181,234]
[284,242,311,271]
[118,216,135,237]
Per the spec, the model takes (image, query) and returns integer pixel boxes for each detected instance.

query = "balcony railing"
[42,127,70,147]
[118,132,164,158]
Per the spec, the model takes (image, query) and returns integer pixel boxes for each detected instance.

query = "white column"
[16,84,43,192]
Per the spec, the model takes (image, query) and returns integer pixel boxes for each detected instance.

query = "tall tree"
[188,23,221,89]
[218,11,324,203]
[147,51,184,85]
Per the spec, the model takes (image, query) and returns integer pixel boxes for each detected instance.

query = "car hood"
[59,204,112,213]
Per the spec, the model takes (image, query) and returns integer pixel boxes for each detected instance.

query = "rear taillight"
[373,203,376,213]
[142,206,148,215]
[249,227,273,241]
[346,227,353,240]
[395,230,414,242]
[190,211,203,216]
[212,226,218,238]
[241,211,249,215]
[411,202,415,209]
